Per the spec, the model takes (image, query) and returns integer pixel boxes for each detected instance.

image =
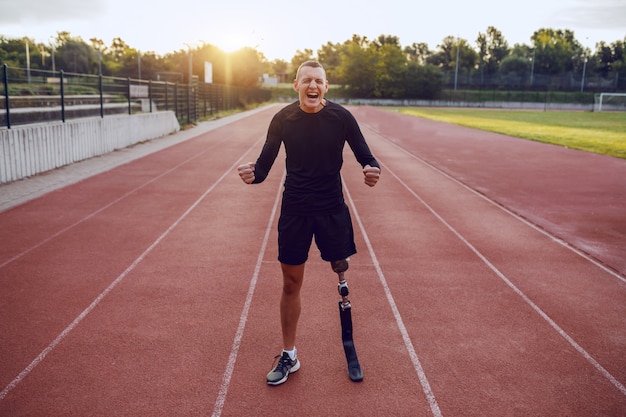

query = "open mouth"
[306,92,319,99]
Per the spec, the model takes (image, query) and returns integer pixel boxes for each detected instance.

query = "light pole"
[530,48,535,86]
[183,43,193,83]
[49,37,56,73]
[454,37,460,91]
[580,54,587,93]
[183,43,193,125]
[580,38,589,93]
[24,37,31,83]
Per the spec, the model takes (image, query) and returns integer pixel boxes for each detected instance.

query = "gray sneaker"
[266,351,300,385]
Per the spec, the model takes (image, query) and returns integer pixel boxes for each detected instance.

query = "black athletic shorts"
[277,205,357,265]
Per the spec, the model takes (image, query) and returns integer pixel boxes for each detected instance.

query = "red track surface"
[1,105,625,416]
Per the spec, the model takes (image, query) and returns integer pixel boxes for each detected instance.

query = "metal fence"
[441,67,624,93]
[1,65,271,129]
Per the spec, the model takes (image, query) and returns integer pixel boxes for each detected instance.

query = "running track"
[1,104,625,416]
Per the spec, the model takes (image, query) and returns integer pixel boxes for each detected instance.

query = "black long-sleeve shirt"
[253,101,380,215]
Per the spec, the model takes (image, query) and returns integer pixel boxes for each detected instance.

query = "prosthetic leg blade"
[339,301,363,382]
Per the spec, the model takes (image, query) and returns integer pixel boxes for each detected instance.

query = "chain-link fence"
[442,67,623,93]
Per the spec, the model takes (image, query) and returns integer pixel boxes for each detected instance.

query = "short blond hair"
[296,60,326,81]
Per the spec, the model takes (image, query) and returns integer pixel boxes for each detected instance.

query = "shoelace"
[272,354,292,373]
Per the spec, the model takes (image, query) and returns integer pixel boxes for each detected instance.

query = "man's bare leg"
[280,262,305,350]
[266,262,305,385]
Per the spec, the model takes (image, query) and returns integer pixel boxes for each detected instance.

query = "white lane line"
[379,159,626,398]
[211,171,285,417]
[366,125,626,285]
[1,145,212,270]
[343,181,444,417]
[0,137,265,402]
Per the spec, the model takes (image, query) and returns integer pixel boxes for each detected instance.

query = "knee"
[282,277,300,296]
[331,258,349,274]
[281,263,304,296]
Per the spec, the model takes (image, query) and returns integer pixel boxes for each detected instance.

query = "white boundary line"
[1,149,211,270]
[343,181,444,417]
[0,104,280,212]
[378,158,626,397]
[366,125,626,285]
[1,105,280,269]
[0,137,265,402]
[211,171,285,417]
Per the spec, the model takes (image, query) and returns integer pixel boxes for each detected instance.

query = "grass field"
[394,108,626,160]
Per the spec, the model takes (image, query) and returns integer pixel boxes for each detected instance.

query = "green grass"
[394,108,626,159]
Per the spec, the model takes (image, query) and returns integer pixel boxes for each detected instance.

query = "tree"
[89,37,107,75]
[427,36,454,69]
[289,49,315,80]
[476,26,509,77]
[404,42,431,65]
[317,41,342,83]
[372,35,406,98]
[336,35,377,97]
[611,38,625,68]
[404,62,443,99]
[429,36,472,71]
[105,37,132,75]
[137,52,161,81]
[595,39,626,77]
[531,28,579,75]
[429,36,477,87]
[111,42,142,79]
[228,47,264,87]
[56,39,92,74]
[0,37,34,69]
[595,41,613,76]
[192,43,227,84]
[499,55,532,85]
[269,59,288,79]
[2,28,624,94]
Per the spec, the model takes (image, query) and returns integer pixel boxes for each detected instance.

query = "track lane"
[0,107,281,414]
[358,111,626,382]
[342,109,626,415]
[1,104,624,416]
[217,213,436,416]
[350,106,626,276]
[215,138,438,416]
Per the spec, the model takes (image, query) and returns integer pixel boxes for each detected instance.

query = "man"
[238,60,380,385]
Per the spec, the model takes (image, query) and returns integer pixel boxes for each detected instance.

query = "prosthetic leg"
[332,259,364,382]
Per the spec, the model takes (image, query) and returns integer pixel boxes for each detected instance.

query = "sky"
[1,0,625,61]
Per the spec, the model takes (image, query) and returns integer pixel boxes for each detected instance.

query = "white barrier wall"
[0,112,180,184]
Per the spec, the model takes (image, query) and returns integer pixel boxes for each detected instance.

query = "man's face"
[294,65,328,113]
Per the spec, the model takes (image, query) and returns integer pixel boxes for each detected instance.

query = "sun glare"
[215,33,255,54]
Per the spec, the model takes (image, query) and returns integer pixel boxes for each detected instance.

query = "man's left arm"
[362,164,380,187]
[344,112,381,187]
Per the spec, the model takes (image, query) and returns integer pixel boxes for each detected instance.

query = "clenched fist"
[363,165,380,187]
[238,162,256,184]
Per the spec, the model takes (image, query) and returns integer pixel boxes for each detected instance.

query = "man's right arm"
[238,114,282,185]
